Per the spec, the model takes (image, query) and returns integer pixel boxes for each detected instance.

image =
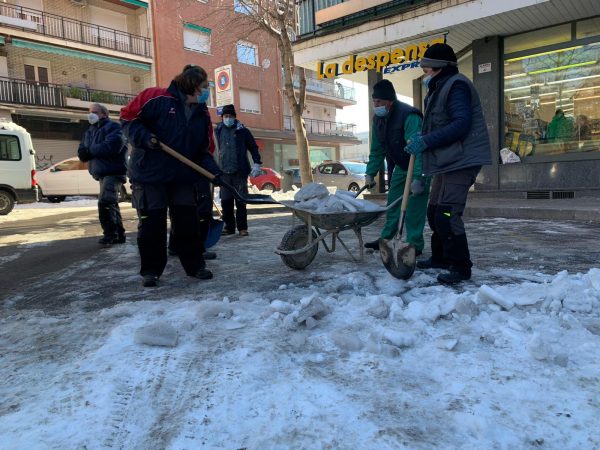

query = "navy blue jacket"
[215,120,261,177]
[422,69,472,150]
[120,81,221,184]
[78,118,127,180]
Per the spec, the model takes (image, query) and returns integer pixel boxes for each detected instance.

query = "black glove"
[212,173,223,186]
[146,134,161,150]
[78,147,91,162]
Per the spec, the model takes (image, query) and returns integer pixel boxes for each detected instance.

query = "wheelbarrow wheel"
[279,225,318,270]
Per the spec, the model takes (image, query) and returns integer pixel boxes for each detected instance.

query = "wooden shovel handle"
[158,141,216,181]
[400,154,416,213]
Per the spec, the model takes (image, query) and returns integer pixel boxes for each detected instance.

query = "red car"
[249,167,281,192]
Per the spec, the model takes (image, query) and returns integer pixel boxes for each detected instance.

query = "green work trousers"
[381,168,431,252]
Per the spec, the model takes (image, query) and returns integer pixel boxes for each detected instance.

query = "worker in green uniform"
[364,79,430,255]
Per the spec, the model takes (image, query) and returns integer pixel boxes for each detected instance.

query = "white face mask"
[88,112,100,124]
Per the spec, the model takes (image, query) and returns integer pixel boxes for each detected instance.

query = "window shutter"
[38,66,49,84]
[239,89,260,113]
[24,64,36,83]
[183,29,210,54]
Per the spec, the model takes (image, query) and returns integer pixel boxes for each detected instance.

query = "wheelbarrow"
[275,195,403,270]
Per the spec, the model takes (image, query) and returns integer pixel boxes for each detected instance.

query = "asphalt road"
[0,204,139,297]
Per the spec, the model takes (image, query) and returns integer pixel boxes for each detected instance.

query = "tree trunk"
[290,110,312,184]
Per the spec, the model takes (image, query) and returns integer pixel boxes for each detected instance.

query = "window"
[0,135,21,161]
[234,0,253,15]
[24,59,50,84]
[183,25,211,54]
[503,41,600,158]
[504,24,572,54]
[239,88,261,113]
[237,41,257,65]
[206,81,215,108]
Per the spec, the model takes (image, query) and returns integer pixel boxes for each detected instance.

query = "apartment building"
[0,0,152,168]
[151,0,359,174]
[294,0,600,198]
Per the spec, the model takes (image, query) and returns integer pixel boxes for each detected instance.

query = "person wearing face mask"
[363,79,430,256]
[77,103,128,247]
[215,104,262,237]
[120,64,223,287]
[405,43,492,285]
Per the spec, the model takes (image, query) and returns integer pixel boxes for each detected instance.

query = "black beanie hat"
[371,79,396,101]
[420,43,458,69]
[221,104,236,117]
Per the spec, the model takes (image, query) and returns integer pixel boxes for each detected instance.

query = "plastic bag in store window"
[500,147,521,164]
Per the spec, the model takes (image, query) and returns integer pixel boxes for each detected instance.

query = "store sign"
[214,64,233,107]
[317,36,445,79]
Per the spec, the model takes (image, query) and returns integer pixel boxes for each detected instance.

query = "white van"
[0,121,39,215]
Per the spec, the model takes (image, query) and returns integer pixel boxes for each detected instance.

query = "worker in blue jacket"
[120,65,222,287]
[78,103,127,247]
[405,43,492,285]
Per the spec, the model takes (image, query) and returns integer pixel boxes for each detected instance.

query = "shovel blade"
[379,238,416,280]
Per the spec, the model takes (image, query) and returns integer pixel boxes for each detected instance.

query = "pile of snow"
[291,182,381,213]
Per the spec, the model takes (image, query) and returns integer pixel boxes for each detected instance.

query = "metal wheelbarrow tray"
[275,197,402,270]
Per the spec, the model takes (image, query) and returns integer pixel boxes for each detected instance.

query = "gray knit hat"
[420,43,458,69]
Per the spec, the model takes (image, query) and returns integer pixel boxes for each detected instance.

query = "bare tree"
[178,0,313,184]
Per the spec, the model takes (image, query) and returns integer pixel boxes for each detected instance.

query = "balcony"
[0,3,151,58]
[293,75,356,104]
[0,76,135,110]
[284,115,356,137]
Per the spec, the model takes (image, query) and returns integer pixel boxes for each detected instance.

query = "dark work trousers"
[168,180,213,254]
[220,173,248,232]
[427,166,481,273]
[132,183,204,277]
[98,175,125,240]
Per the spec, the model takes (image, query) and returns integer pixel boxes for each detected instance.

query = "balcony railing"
[293,75,356,102]
[0,3,151,57]
[0,76,135,108]
[284,115,356,137]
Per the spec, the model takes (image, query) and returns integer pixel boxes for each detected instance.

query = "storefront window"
[503,40,600,158]
[576,17,600,39]
[504,24,571,54]
[274,143,335,172]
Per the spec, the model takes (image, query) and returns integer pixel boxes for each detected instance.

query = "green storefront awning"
[121,0,148,8]
[11,39,151,71]
[0,36,5,45]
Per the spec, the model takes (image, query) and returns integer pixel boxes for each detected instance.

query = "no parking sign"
[214,64,233,108]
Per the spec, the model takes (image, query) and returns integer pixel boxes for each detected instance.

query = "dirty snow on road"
[2,252,600,449]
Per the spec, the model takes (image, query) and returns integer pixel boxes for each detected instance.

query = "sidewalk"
[248,192,600,222]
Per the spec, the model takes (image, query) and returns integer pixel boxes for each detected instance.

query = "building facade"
[151,0,359,175]
[0,0,152,168]
[294,0,600,198]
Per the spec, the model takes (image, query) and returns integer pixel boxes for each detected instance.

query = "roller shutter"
[32,138,80,170]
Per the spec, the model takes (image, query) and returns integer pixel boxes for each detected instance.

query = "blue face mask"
[197,88,209,104]
[223,117,235,127]
[422,75,433,88]
[374,105,388,117]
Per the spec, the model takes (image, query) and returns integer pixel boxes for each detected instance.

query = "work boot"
[416,257,451,270]
[239,230,249,237]
[364,239,380,251]
[142,274,159,287]
[221,228,235,236]
[98,235,118,247]
[437,268,471,285]
[190,268,213,280]
[203,251,217,260]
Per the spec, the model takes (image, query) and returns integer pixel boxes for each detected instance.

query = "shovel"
[379,154,417,280]
[158,141,277,205]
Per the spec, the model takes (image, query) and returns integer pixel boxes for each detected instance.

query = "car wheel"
[348,183,360,193]
[0,190,15,215]
[47,196,65,203]
[117,185,127,203]
[262,182,276,193]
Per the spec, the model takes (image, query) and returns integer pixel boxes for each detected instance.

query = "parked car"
[312,161,367,193]
[0,122,38,215]
[249,167,282,192]
[36,157,131,203]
